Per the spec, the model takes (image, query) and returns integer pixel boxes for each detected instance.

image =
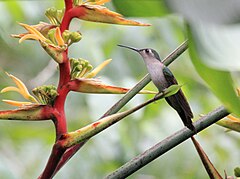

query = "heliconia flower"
[215,88,240,132]
[11,22,57,39]
[69,59,156,94]
[70,58,113,79]
[0,105,53,121]
[14,23,65,48]
[71,0,151,26]
[54,27,65,46]
[17,23,47,43]
[216,114,240,133]
[2,100,34,107]
[85,59,112,78]
[84,0,110,5]
[227,114,240,122]
[1,73,39,107]
[12,23,67,63]
[45,7,64,25]
[69,78,157,94]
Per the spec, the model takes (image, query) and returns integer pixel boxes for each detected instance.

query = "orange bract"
[74,3,151,26]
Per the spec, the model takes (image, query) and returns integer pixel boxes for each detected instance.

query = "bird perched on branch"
[118,44,195,131]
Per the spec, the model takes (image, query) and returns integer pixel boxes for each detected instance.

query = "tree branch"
[50,40,189,175]
[102,40,188,117]
[105,106,229,179]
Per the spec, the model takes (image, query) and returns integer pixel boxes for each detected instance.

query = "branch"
[105,106,229,179]
[50,40,189,175]
[56,90,170,148]
[102,40,188,117]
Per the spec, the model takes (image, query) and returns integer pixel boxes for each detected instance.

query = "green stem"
[60,92,166,147]
[49,40,189,176]
[105,106,229,179]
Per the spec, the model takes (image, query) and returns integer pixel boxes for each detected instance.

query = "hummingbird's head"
[138,48,161,62]
[118,45,161,62]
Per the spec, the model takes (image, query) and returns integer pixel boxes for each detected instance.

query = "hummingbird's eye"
[145,49,150,53]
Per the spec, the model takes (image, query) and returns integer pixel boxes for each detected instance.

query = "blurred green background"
[0,0,239,178]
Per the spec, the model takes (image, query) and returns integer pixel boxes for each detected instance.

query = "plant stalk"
[105,106,229,179]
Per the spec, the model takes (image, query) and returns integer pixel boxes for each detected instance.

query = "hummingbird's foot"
[162,89,168,96]
[153,93,161,101]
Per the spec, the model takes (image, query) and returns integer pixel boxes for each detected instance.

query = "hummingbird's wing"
[162,67,194,130]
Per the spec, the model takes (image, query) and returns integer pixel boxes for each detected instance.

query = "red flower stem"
[60,12,71,32]
[60,6,86,32]
[54,52,71,139]
[58,53,71,87]
[39,143,67,179]
[40,3,75,177]
[41,2,91,177]
[52,143,85,177]
[64,0,73,11]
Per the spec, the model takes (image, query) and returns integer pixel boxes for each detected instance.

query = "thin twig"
[105,106,229,179]
[102,40,188,117]
[50,40,189,177]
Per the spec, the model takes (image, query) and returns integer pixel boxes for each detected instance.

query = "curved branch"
[50,40,189,175]
[105,106,229,179]
[102,40,188,117]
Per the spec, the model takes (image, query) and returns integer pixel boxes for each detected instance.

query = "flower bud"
[45,7,64,25]
[32,85,58,106]
[69,31,82,44]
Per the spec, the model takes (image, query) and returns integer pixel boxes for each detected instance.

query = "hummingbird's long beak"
[117,44,140,52]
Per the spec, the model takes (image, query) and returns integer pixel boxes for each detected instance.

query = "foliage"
[0,0,239,179]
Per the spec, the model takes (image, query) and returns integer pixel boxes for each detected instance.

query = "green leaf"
[165,0,240,24]
[187,24,240,116]
[112,0,169,17]
[186,24,240,71]
[163,84,182,97]
[234,167,240,177]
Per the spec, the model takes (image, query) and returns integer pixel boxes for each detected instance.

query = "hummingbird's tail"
[165,89,195,131]
[176,108,195,131]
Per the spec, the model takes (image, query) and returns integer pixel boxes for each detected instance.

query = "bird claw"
[153,93,159,101]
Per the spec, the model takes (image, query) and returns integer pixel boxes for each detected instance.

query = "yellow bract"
[55,27,65,46]
[18,25,65,47]
[18,23,47,43]
[227,115,240,122]
[75,0,150,26]
[86,0,111,5]
[85,59,112,78]
[1,73,39,107]
[2,100,33,107]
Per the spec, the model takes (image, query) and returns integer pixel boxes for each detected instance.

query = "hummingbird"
[118,44,195,131]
